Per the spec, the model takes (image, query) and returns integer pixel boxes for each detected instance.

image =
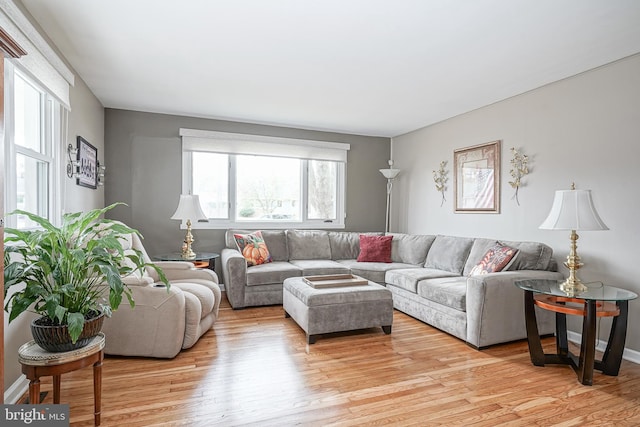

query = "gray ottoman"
[283,276,393,344]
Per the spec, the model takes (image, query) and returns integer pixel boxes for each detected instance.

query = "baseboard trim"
[4,375,28,404]
[567,331,640,365]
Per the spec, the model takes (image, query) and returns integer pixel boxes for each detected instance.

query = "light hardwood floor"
[26,293,640,426]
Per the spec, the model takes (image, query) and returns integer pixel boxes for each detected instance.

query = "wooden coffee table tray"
[302,274,368,288]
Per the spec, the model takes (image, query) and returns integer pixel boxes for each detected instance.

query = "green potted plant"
[3,203,169,352]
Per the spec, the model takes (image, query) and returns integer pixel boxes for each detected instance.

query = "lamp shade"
[170,194,207,221]
[379,159,400,180]
[379,168,400,179]
[539,189,608,231]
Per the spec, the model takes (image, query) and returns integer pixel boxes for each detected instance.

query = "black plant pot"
[30,311,105,352]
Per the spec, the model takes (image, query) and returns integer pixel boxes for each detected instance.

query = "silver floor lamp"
[379,160,400,233]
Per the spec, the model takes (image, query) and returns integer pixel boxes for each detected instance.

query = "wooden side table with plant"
[3,203,169,420]
[19,333,105,426]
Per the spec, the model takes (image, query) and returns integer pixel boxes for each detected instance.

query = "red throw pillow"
[357,235,393,263]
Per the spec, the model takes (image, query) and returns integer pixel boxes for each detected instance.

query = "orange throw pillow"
[233,231,273,266]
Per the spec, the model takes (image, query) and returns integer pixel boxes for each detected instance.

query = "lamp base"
[559,277,587,297]
[181,249,196,260]
[560,229,586,297]
[180,220,196,260]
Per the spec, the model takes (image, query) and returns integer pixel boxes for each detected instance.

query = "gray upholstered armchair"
[101,232,221,358]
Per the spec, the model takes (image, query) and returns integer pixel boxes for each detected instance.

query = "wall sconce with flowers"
[509,147,529,205]
[433,160,448,207]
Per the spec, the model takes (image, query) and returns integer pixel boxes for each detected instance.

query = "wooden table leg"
[598,300,629,376]
[555,312,568,357]
[28,377,40,405]
[524,290,545,366]
[577,300,597,385]
[53,374,61,404]
[93,352,103,426]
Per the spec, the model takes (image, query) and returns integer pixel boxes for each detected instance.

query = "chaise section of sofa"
[221,229,564,348]
[384,235,562,348]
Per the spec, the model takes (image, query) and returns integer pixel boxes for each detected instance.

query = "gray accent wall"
[104,109,390,258]
[391,53,640,353]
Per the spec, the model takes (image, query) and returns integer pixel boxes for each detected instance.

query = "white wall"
[3,73,104,397]
[63,75,105,213]
[391,54,640,352]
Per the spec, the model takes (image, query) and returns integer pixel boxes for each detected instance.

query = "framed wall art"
[76,136,98,189]
[454,140,501,213]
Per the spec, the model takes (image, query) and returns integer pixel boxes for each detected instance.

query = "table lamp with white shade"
[539,183,608,295]
[171,194,207,259]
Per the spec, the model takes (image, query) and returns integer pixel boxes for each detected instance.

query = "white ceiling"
[20,0,640,137]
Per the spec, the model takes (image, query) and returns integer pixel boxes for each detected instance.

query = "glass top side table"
[516,279,638,301]
[154,252,219,262]
[515,279,637,385]
[153,252,220,271]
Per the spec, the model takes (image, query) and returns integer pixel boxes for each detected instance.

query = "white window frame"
[180,129,349,230]
[4,62,62,229]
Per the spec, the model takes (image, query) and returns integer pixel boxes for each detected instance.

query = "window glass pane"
[14,73,43,153]
[193,152,229,219]
[16,154,49,228]
[236,155,300,221]
[308,160,337,220]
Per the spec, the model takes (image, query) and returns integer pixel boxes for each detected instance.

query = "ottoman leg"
[284,310,290,318]
[307,334,317,344]
[382,325,392,334]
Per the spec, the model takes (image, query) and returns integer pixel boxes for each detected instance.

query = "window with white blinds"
[179,129,349,229]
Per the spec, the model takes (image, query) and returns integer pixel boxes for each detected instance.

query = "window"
[5,65,62,229]
[181,129,349,229]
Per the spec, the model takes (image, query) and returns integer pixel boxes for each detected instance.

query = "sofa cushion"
[328,231,360,260]
[385,268,459,293]
[468,242,519,275]
[417,277,468,312]
[287,230,331,260]
[233,231,273,266]
[336,260,413,284]
[246,261,302,286]
[289,260,351,276]
[463,238,554,275]
[424,235,474,274]
[387,233,436,265]
[502,239,554,271]
[357,235,393,263]
[329,231,384,260]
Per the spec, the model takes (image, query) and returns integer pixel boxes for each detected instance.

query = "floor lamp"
[379,160,400,233]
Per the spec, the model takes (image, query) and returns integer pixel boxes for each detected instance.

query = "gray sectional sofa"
[221,230,563,348]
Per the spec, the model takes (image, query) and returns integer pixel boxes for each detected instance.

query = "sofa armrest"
[121,275,155,287]
[153,261,194,269]
[149,261,219,284]
[101,284,187,358]
[221,248,247,309]
[465,270,564,348]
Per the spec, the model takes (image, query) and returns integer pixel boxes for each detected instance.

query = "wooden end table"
[18,333,105,426]
[515,279,637,385]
